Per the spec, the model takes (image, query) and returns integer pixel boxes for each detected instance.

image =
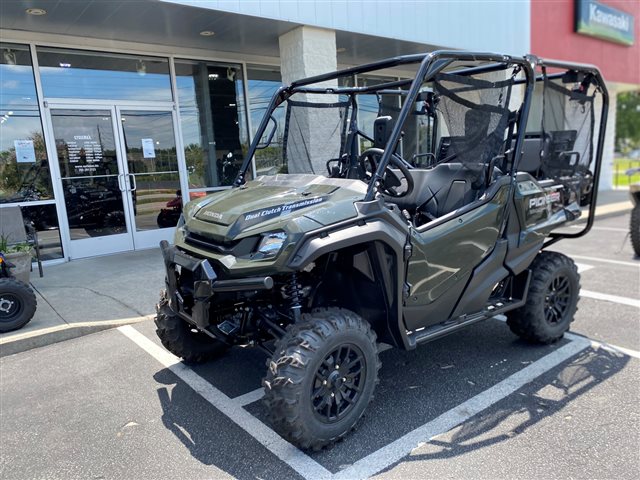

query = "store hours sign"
[576,0,635,46]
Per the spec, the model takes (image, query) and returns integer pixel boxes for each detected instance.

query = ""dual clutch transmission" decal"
[236,196,328,229]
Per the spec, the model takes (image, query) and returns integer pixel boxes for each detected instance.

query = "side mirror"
[256,115,278,150]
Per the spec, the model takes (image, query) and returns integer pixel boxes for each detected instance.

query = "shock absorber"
[284,272,302,322]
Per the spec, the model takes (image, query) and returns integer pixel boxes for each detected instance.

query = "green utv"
[156,51,608,450]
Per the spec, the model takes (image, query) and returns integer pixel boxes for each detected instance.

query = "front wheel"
[507,251,580,344]
[263,308,380,451]
[154,289,230,363]
[0,278,37,333]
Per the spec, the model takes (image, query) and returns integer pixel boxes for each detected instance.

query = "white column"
[279,26,339,174]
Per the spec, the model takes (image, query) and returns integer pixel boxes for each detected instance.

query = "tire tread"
[263,307,380,451]
[154,289,229,363]
[507,251,580,344]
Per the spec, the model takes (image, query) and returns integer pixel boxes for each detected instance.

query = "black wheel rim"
[0,293,23,322]
[311,343,366,423]
[544,274,572,325]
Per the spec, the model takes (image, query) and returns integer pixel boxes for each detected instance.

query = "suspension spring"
[285,273,302,322]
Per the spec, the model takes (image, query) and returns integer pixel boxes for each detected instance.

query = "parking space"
[1,212,638,479]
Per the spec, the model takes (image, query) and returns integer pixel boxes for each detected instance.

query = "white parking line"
[580,289,640,309]
[564,332,640,360]
[569,255,639,268]
[333,337,590,480]
[119,324,597,480]
[235,388,265,407]
[575,263,594,273]
[118,325,332,480]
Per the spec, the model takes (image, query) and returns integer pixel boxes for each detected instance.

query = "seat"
[511,134,550,176]
[390,162,484,220]
[0,206,43,277]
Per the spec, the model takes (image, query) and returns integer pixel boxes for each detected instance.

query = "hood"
[190,174,368,237]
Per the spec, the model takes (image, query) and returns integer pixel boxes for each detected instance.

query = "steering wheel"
[358,148,414,198]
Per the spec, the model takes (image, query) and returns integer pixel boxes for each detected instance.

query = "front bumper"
[160,240,274,330]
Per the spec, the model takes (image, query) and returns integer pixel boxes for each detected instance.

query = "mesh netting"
[542,77,595,173]
[433,71,515,166]
[282,95,351,175]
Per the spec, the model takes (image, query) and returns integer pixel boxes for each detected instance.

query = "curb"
[593,200,632,218]
[0,315,153,358]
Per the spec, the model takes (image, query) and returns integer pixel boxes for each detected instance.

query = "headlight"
[255,231,287,259]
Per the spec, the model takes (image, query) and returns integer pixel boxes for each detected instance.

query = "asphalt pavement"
[0,208,638,480]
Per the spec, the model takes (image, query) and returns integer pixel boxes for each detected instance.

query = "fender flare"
[288,219,412,349]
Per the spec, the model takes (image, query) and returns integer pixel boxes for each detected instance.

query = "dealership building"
[1,0,638,263]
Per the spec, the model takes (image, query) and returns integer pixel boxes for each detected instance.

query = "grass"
[614,158,640,187]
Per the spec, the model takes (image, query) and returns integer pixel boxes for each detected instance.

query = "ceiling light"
[336,47,347,53]
[59,62,71,68]
[3,49,16,65]
[25,8,47,15]
[199,30,215,37]
[208,73,219,80]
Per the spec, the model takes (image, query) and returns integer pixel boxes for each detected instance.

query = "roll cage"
[235,50,608,243]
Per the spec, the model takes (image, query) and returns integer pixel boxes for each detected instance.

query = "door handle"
[129,174,137,192]
[117,173,126,192]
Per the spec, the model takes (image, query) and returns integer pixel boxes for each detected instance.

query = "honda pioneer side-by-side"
[155,51,608,450]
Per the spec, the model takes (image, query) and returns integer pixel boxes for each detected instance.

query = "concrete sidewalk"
[0,248,165,356]
[0,190,634,357]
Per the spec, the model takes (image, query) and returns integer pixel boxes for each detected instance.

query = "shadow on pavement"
[387,346,630,467]
[152,369,301,480]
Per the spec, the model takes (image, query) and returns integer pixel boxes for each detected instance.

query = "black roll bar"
[365,51,535,201]
[528,55,610,246]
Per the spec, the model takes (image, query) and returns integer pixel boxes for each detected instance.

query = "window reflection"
[20,204,63,260]
[37,47,172,101]
[175,60,248,188]
[247,65,285,177]
[0,43,54,203]
[119,110,181,231]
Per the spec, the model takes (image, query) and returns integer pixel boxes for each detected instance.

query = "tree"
[616,91,640,153]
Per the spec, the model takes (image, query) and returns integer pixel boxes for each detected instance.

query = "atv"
[627,167,640,256]
[155,51,608,450]
[0,252,37,333]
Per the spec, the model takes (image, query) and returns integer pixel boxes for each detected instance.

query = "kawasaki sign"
[575,0,634,46]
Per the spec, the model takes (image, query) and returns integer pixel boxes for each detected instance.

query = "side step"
[407,271,531,347]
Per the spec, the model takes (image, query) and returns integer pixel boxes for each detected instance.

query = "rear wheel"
[630,204,640,257]
[263,308,380,451]
[507,251,579,344]
[0,278,37,333]
[154,289,229,363]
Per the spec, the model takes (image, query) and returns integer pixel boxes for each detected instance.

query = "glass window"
[37,47,172,101]
[0,43,54,203]
[20,204,63,260]
[247,65,285,177]
[175,60,248,188]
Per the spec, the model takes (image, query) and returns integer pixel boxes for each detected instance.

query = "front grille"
[184,231,259,257]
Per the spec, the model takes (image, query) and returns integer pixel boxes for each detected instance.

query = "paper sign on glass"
[14,140,36,163]
[141,138,156,158]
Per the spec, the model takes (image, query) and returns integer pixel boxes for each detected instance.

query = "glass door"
[48,107,134,259]
[115,107,182,249]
